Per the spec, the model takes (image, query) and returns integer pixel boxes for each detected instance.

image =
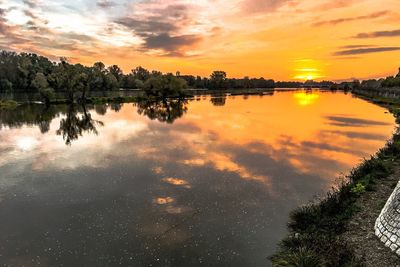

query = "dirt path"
[342,162,400,266]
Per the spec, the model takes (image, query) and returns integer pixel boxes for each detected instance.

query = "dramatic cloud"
[354,29,400,38]
[334,47,400,56]
[143,34,201,56]
[115,18,178,35]
[114,3,203,56]
[314,11,388,26]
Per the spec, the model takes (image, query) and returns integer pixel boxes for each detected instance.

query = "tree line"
[0,50,190,104]
[2,50,377,105]
[381,68,400,87]
[358,68,400,90]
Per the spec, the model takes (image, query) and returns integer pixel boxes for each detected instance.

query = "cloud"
[339,45,374,49]
[354,29,400,38]
[313,11,388,26]
[97,0,117,8]
[143,33,201,56]
[115,18,178,35]
[313,0,360,11]
[333,46,400,56]
[240,0,292,13]
[23,0,39,8]
[324,115,392,126]
[114,3,202,56]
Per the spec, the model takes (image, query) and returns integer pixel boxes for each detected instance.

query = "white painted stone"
[375,180,400,255]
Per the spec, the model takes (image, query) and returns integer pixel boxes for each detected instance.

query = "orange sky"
[1,0,400,80]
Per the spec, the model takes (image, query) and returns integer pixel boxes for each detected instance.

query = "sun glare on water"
[293,92,320,106]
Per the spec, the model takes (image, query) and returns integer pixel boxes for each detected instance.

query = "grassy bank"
[271,91,400,266]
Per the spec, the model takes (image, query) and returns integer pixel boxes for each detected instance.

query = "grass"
[0,100,18,110]
[271,90,400,266]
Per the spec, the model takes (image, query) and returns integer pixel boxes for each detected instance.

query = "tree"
[210,71,227,89]
[107,65,123,83]
[132,66,150,81]
[0,79,13,92]
[31,73,54,105]
[143,74,187,98]
[134,79,144,89]
[104,73,119,90]
[93,62,106,72]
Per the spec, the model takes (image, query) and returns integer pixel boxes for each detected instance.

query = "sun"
[293,62,325,81]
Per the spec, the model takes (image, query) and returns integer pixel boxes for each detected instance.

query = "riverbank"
[271,91,400,266]
[0,100,18,110]
[0,88,277,109]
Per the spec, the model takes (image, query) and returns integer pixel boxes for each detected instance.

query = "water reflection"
[57,104,104,145]
[210,95,227,106]
[293,91,320,106]
[135,98,188,123]
[0,90,395,266]
[0,104,60,132]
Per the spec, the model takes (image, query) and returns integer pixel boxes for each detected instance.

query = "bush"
[0,79,13,92]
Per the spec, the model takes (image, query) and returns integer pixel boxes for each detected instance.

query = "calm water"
[0,90,395,266]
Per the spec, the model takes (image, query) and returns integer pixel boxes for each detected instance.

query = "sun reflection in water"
[293,92,320,106]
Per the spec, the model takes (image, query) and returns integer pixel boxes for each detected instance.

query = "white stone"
[375,180,400,255]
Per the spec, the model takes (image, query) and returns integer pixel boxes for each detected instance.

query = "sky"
[0,0,400,81]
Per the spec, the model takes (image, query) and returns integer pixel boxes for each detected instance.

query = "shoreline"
[271,90,400,266]
[0,88,348,110]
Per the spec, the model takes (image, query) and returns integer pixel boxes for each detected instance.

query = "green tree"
[31,73,54,105]
[93,62,106,72]
[143,74,187,98]
[104,73,119,90]
[107,65,123,83]
[132,66,150,81]
[0,79,13,92]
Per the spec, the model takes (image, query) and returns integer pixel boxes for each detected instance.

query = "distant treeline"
[358,68,400,90]
[0,50,371,104]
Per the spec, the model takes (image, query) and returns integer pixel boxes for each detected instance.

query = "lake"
[0,90,395,266]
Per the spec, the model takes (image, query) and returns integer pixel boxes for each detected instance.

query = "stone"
[375,180,400,255]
